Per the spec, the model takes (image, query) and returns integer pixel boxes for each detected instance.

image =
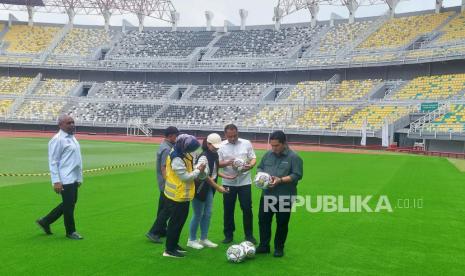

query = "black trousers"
[148,192,169,236]
[223,184,253,239]
[164,197,190,252]
[42,182,79,235]
[258,196,292,250]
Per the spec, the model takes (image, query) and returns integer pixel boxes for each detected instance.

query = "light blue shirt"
[48,130,83,185]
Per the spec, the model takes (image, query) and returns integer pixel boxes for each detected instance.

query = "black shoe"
[256,245,271,254]
[274,249,284,257]
[66,232,83,240]
[146,232,163,244]
[176,245,187,253]
[245,236,257,244]
[36,219,52,235]
[222,236,233,244]
[163,250,185,258]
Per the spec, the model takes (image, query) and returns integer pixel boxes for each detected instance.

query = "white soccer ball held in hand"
[254,172,272,190]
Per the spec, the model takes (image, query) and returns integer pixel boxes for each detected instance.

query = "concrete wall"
[426,139,465,153]
[0,123,382,146]
[2,60,465,84]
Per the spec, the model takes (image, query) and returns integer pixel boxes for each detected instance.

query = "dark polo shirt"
[257,147,303,197]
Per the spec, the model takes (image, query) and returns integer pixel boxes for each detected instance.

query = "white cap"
[206,133,222,149]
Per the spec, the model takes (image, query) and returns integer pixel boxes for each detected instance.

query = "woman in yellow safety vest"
[163,134,205,258]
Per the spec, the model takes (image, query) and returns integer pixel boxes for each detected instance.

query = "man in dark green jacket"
[256,130,303,257]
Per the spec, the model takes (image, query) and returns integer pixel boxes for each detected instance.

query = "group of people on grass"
[36,115,303,259]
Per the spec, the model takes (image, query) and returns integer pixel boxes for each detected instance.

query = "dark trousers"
[258,196,292,250]
[164,197,190,252]
[148,192,169,236]
[42,183,79,235]
[223,184,253,239]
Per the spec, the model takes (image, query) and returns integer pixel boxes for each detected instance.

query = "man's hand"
[242,163,253,172]
[221,173,237,180]
[53,182,64,194]
[198,163,206,172]
[268,176,282,189]
[216,185,229,194]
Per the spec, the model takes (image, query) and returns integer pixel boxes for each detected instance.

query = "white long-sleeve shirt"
[48,130,83,185]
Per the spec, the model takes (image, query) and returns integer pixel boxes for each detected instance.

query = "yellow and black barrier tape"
[0,162,152,177]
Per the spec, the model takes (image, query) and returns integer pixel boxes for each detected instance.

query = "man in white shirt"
[218,124,257,244]
[36,114,84,240]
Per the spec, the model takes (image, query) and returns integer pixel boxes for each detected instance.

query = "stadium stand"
[358,12,453,49]
[0,77,33,95]
[212,26,323,58]
[389,74,465,100]
[339,105,412,130]
[92,81,172,100]
[243,105,304,128]
[425,104,465,132]
[0,99,13,116]
[318,21,371,53]
[2,25,60,54]
[53,28,114,56]
[284,81,327,101]
[189,83,269,101]
[436,12,465,43]
[160,105,257,126]
[292,105,355,129]
[15,100,66,120]
[69,102,163,123]
[34,79,78,96]
[324,79,381,101]
[109,30,214,58]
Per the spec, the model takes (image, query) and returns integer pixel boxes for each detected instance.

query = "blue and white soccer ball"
[196,156,209,181]
[254,172,272,190]
[240,241,256,258]
[226,244,246,263]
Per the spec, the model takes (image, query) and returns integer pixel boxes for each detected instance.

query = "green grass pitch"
[1,137,465,275]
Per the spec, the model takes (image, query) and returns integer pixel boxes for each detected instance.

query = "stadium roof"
[0,0,462,28]
[0,0,44,6]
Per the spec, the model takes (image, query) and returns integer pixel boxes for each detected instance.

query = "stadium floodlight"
[122,0,176,32]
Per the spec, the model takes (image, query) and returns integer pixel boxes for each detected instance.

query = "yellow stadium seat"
[16,100,66,120]
[390,74,465,100]
[359,12,453,49]
[0,77,33,95]
[3,25,60,54]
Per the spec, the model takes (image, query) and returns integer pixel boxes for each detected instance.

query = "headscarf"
[170,134,200,160]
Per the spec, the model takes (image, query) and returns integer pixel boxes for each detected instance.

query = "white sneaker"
[200,239,218,248]
[187,239,204,250]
